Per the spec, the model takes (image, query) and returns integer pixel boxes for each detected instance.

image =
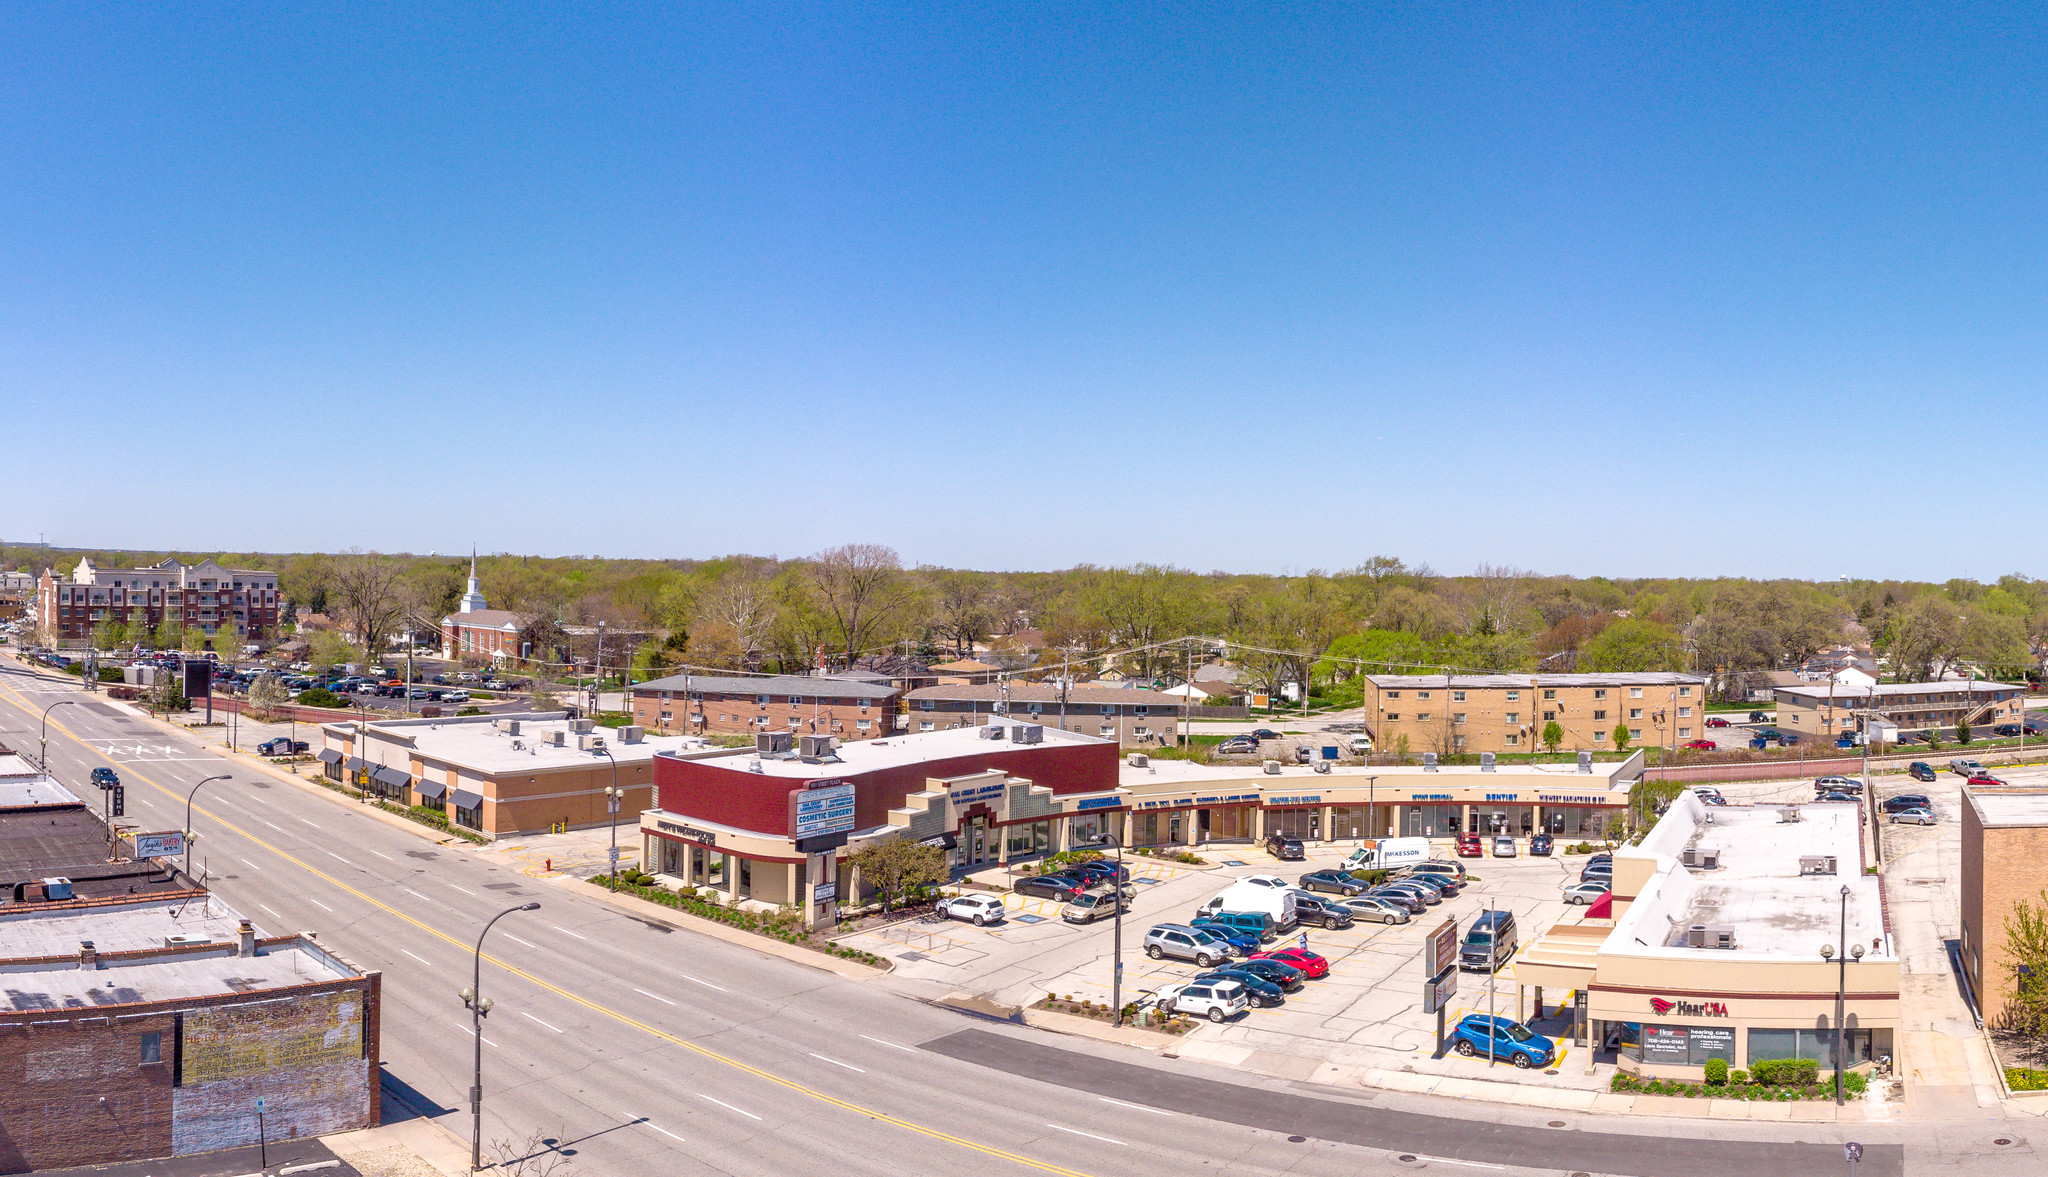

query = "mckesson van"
[1341,837,1430,872]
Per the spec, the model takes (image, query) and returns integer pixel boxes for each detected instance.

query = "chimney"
[238,919,256,958]
[78,940,97,971]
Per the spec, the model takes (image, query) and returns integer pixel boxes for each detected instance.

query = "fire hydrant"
[545,857,552,873]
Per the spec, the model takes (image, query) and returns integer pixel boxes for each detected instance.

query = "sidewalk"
[550,871,890,982]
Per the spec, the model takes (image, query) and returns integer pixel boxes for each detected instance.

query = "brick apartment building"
[36,558,281,649]
[1775,679,2027,740]
[0,762,378,1170]
[901,681,1186,746]
[628,672,901,741]
[1364,672,1710,755]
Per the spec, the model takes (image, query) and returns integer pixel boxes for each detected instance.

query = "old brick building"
[1961,786,2048,1029]
[628,672,900,741]
[36,558,281,649]
[902,682,1186,747]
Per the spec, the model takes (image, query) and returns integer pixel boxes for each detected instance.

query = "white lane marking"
[633,988,675,1005]
[260,904,281,917]
[300,818,321,827]
[859,1034,916,1052]
[365,848,393,860]
[327,851,352,866]
[679,974,725,992]
[262,820,284,831]
[522,1011,563,1033]
[553,926,588,941]
[240,859,261,871]
[459,1024,499,1048]
[404,888,430,901]
[696,1094,761,1121]
[502,933,537,948]
[1405,1156,1505,1170]
[808,1052,865,1073]
[448,884,475,896]
[1098,1097,1172,1115]
[630,1116,685,1143]
[307,898,333,912]
[1046,1124,1124,1145]
[403,949,433,965]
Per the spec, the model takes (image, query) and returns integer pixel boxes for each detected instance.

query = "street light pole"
[1822,884,1865,1106]
[183,774,230,879]
[1092,833,1126,1026]
[39,698,78,773]
[597,746,622,887]
[464,902,541,1172]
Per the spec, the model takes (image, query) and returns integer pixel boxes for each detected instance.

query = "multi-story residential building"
[628,672,901,741]
[1775,679,2026,739]
[36,558,281,648]
[901,681,1186,746]
[1364,672,1710,755]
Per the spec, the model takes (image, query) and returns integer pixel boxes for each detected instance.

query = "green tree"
[210,618,238,653]
[90,620,116,650]
[2001,891,2048,1034]
[1957,719,1972,744]
[1542,720,1564,753]
[247,673,289,718]
[1578,618,1685,673]
[155,616,184,651]
[1612,723,1631,752]
[849,837,948,912]
[149,671,189,713]
[180,626,207,655]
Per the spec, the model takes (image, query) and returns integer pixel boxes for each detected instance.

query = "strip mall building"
[638,726,1641,911]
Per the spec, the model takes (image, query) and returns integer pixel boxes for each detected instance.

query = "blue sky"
[5,3,2046,579]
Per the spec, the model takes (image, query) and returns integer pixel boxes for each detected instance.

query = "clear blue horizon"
[5,4,2045,580]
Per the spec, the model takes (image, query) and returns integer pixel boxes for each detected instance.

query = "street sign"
[1423,967,1458,1014]
[790,780,857,839]
[607,846,621,863]
[814,882,837,901]
[1426,917,1459,978]
[132,831,185,859]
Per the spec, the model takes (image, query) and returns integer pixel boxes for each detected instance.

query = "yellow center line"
[12,679,1096,1177]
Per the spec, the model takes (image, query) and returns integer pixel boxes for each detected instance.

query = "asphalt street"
[0,658,2026,1177]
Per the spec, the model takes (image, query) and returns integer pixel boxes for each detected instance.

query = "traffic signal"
[111,786,125,817]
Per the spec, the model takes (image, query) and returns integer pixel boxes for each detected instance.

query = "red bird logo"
[1649,997,1675,1015]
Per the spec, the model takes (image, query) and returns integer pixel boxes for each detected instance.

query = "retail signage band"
[656,820,718,845]
[1648,996,1730,1017]
[792,781,858,838]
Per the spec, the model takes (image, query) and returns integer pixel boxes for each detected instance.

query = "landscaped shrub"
[1750,1058,1819,1086]
[297,687,348,708]
[1729,1069,1749,1085]
[1703,1057,1728,1086]
[2008,1067,2048,1091]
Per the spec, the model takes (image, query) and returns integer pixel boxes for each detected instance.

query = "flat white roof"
[0,896,254,958]
[0,942,353,1010]
[334,713,721,775]
[1123,758,1632,789]
[0,764,79,809]
[1966,787,2048,828]
[1614,795,1888,959]
[686,724,1109,780]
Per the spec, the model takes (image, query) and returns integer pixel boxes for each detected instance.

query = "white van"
[1342,837,1430,872]
[1195,878,1300,932]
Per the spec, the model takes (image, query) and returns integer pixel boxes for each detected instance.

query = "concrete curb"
[544,872,893,982]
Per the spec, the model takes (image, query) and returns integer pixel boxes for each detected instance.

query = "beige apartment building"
[1777,679,2026,741]
[1364,673,1709,756]
[1960,786,2048,1028]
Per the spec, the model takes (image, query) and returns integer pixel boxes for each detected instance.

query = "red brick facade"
[37,559,282,648]
[631,673,901,742]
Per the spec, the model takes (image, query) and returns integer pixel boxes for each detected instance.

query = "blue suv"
[1188,919,1261,955]
[1450,1014,1556,1069]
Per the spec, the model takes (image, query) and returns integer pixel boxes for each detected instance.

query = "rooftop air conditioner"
[617,726,644,744]
[1011,724,1043,744]
[1312,760,1332,774]
[1687,924,1740,949]
[1799,854,1837,876]
[496,719,522,736]
[979,724,1006,740]
[1423,753,1439,773]
[578,734,606,751]
[546,730,566,747]
[1577,751,1593,774]
[756,732,793,755]
[570,718,595,734]
[1127,753,1149,767]
[1480,752,1496,773]
[41,877,72,901]
[1262,760,1282,775]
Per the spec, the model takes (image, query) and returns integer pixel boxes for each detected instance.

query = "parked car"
[1490,836,1517,858]
[1994,724,2024,737]
[1456,834,1484,857]
[1144,924,1236,967]
[1228,957,1305,990]
[1817,791,1859,803]
[1528,834,1553,856]
[1156,980,1247,1023]
[1193,968,1285,1006]
[1194,911,1276,943]
[1951,758,1985,776]
[1366,887,1427,915]
[1246,728,1284,742]
[1340,895,1412,924]
[1061,887,1130,924]
[1248,946,1329,978]
[1450,1014,1556,1069]
[1398,860,1467,882]
[1405,871,1462,896]
[1813,775,1861,794]
[1187,918,1263,954]
[255,737,309,756]
[1881,793,1932,814]
[1749,711,1770,723]
[1288,892,1356,929]
[1692,786,1726,806]
[1705,717,1731,728]
[936,894,1007,926]
[1459,910,1518,972]
[430,673,449,684]
[1070,860,1130,886]
[1889,807,1938,826]
[1969,772,2009,787]
[1375,881,1440,908]
[1014,873,1090,901]
[1908,762,1937,782]
[1263,833,1305,860]
[442,690,470,703]
[1297,869,1365,896]
[1579,864,1613,885]
[1216,737,1258,755]
[1562,879,1611,905]
[1683,739,1718,751]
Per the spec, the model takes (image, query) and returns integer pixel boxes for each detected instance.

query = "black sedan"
[1246,729,1285,742]
[1229,957,1306,990]
[1194,968,1285,1007]
[1881,793,1932,814]
[1013,874,1090,901]
[1298,869,1366,896]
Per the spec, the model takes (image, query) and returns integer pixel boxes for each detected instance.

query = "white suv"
[936,894,1007,926]
[1157,980,1248,1023]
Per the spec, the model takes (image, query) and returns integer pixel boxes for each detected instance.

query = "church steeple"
[458,547,489,614]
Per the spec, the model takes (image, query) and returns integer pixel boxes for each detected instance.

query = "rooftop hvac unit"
[617,725,644,744]
[41,877,72,901]
[1799,854,1837,876]
[1480,752,1496,773]
[756,732,793,755]
[496,719,522,735]
[1423,753,1439,773]
[1577,751,1593,774]
[1262,760,1282,775]
[578,734,606,751]
[1680,848,1722,870]
[1127,753,1149,768]
[1312,760,1332,774]
[979,724,1007,740]
[546,730,567,746]
[570,718,595,734]
[1687,924,1738,949]
[1010,724,1043,744]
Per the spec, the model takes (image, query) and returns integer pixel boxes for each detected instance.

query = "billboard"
[133,830,186,859]
[791,780,857,839]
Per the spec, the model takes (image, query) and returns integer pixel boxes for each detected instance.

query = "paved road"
[0,657,2027,1177]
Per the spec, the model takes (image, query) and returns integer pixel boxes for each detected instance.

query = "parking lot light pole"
[1824,885,1864,1106]
[465,902,540,1172]
[1091,833,1126,1026]
[597,746,622,887]
[183,774,230,879]
[39,698,78,772]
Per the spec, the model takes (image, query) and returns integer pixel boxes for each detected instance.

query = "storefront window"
[1329,806,1381,839]
[1005,821,1051,858]
[1401,804,1463,836]
[1545,806,1610,838]
[1068,812,1110,846]
[1474,806,1535,835]
[1640,1024,1734,1066]
[1266,808,1320,839]
[1747,1027,1885,1067]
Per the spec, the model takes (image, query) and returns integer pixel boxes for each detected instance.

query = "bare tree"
[809,544,918,668]
[688,572,777,670]
[329,550,408,658]
[923,569,998,659]
[489,1125,574,1177]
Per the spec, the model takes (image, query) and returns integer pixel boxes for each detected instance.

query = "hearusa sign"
[1649,996,1730,1017]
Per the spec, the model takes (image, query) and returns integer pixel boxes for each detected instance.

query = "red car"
[1684,739,1718,751]
[1457,833,1485,857]
[1970,772,2008,787]
[1250,947,1329,978]
[1705,717,1731,728]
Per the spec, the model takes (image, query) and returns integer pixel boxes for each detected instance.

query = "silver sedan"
[1888,807,1938,826]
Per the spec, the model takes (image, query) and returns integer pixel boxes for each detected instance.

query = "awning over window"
[414,777,448,800]
[371,766,410,789]
[450,789,484,810]
[344,757,366,773]
[316,748,343,764]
